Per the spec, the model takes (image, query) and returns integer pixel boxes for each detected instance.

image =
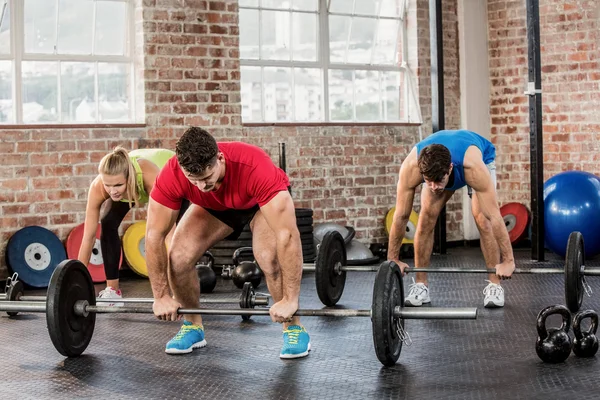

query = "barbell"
[1,278,270,317]
[304,230,593,312]
[0,258,477,367]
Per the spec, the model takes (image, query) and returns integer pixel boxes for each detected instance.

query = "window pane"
[293,0,318,11]
[261,11,290,60]
[292,12,317,61]
[354,0,379,16]
[329,69,353,121]
[240,66,262,122]
[329,15,350,63]
[0,1,10,54]
[347,17,377,63]
[328,0,346,13]
[239,0,258,6]
[24,0,57,54]
[98,63,130,122]
[61,62,95,122]
[355,70,380,121]
[382,70,401,120]
[380,0,403,17]
[373,19,399,65]
[95,1,127,56]
[57,0,94,54]
[0,61,12,123]
[262,0,291,9]
[239,9,259,59]
[294,68,321,121]
[22,61,58,123]
[264,67,292,121]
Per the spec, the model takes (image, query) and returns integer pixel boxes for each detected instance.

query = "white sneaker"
[405,278,431,307]
[483,281,504,308]
[98,287,124,306]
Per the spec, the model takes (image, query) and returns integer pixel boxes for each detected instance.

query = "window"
[239,0,420,123]
[0,0,137,124]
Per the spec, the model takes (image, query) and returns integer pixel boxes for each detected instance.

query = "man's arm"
[388,148,420,263]
[145,197,179,299]
[257,190,302,304]
[466,156,515,265]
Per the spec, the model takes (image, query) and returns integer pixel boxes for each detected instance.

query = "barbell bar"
[0,258,477,367]
[304,230,591,312]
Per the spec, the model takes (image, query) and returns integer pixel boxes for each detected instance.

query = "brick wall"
[0,0,463,277]
[489,0,600,206]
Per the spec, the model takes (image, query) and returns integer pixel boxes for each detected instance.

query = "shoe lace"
[284,328,302,345]
[483,280,503,298]
[174,325,199,341]
[408,278,427,297]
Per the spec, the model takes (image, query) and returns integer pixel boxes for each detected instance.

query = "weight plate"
[6,280,24,316]
[240,282,253,321]
[315,231,347,306]
[122,221,149,278]
[565,231,584,313]
[6,226,67,288]
[385,208,419,244]
[500,202,530,244]
[295,208,313,218]
[296,217,314,226]
[46,259,96,357]
[372,260,404,367]
[66,223,123,283]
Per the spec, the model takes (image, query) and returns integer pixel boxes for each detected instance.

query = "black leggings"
[100,199,190,280]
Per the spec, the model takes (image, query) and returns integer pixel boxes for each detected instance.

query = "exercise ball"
[196,265,217,293]
[544,171,600,257]
[231,262,262,289]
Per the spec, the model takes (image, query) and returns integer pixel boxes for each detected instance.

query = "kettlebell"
[231,247,263,289]
[573,309,599,358]
[535,304,572,363]
[196,265,217,293]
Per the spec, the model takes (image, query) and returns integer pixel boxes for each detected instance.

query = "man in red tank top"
[146,127,310,359]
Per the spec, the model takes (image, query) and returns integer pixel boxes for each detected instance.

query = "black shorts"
[205,205,259,240]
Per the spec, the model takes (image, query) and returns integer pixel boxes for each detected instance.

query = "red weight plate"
[66,223,122,283]
[500,202,530,244]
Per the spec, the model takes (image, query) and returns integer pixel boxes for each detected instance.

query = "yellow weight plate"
[122,221,148,278]
[385,208,419,245]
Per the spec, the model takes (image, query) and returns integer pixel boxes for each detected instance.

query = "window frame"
[0,0,138,125]
[239,0,421,124]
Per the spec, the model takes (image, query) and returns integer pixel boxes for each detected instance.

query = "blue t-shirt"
[415,130,496,191]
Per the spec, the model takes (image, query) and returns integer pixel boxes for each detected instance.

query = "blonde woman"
[79,147,188,301]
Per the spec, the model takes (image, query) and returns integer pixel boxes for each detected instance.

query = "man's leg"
[164,204,233,354]
[405,188,453,307]
[250,209,310,359]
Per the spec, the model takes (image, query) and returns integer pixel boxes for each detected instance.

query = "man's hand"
[495,260,516,280]
[391,259,410,275]
[152,296,182,321]
[269,299,299,323]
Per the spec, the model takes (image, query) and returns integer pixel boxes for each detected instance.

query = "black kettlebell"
[196,265,217,294]
[573,309,599,358]
[536,304,572,363]
[231,247,263,289]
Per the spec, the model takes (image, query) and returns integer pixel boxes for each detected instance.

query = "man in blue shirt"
[387,129,516,308]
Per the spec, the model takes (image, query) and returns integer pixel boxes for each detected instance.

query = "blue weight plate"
[6,226,67,288]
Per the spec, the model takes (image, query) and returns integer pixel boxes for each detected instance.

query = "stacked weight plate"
[210,208,315,268]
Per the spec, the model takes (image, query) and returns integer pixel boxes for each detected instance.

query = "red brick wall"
[489,0,600,205]
[0,0,464,277]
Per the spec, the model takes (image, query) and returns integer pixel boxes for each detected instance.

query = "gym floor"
[1,247,599,399]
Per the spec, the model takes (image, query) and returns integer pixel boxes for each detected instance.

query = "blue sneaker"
[280,325,311,359]
[165,320,207,355]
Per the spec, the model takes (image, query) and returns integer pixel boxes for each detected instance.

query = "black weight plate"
[6,226,67,288]
[46,259,96,357]
[315,231,347,306]
[565,231,584,313]
[372,260,404,367]
[296,217,313,226]
[295,208,313,218]
[6,280,24,317]
[240,282,253,321]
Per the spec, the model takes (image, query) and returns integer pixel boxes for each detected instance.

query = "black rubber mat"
[1,247,600,399]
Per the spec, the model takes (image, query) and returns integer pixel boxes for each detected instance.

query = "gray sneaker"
[483,281,504,308]
[405,278,431,306]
